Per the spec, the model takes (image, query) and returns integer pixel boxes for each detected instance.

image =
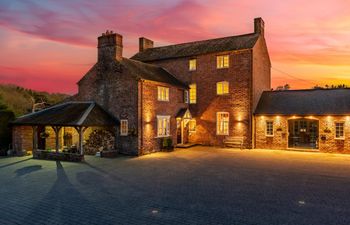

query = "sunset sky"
[0,0,350,94]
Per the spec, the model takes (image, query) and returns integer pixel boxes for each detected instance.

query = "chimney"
[254,17,265,36]
[139,37,154,52]
[97,30,123,62]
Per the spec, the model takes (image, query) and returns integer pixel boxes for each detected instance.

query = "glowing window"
[217,55,229,68]
[189,59,197,71]
[184,90,189,103]
[217,112,229,135]
[189,84,196,104]
[120,120,128,136]
[217,81,229,95]
[189,119,196,132]
[157,86,169,101]
[266,121,274,136]
[157,115,170,137]
[335,122,344,139]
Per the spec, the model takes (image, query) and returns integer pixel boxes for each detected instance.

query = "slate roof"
[255,89,350,115]
[131,33,259,62]
[12,102,119,126]
[122,58,187,88]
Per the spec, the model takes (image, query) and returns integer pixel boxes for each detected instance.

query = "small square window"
[120,120,128,136]
[157,86,169,101]
[217,55,229,69]
[335,122,345,139]
[266,121,273,136]
[217,81,229,95]
[189,59,196,71]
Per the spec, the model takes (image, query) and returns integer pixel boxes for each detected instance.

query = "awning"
[176,108,192,119]
[11,101,119,127]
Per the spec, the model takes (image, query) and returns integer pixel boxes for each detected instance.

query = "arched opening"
[288,118,319,149]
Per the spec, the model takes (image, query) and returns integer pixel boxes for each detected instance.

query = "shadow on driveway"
[0,157,31,169]
[20,161,114,225]
[15,165,42,177]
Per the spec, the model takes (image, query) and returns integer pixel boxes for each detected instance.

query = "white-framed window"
[265,120,274,137]
[184,90,189,103]
[189,59,197,71]
[189,84,196,104]
[217,55,229,69]
[335,122,345,139]
[157,115,170,137]
[216,112,229,135]
[189,119,196,132]
[157,86,169,101]
[217,81,229,95]
[120,120,128,136]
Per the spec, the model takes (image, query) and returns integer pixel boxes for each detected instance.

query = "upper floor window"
[157,86,169,101]
[120,120,128,136]
[189,84,197,104]
[217,81,229,95]
[217,55,229,69]
[157,115,170,137]
[189,59,197,71]
[265,120,274,137]
[335,122,345,139]
[184,90,189,103]
[217,112,229,135]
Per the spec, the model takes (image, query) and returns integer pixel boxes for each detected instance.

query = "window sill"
[335,138,345,140]
[216,133,229,136]
[266,135,274,137]
[120,134,128,136]
[155,135,171,139]
[216,67,229,70]
[157,100,170,102]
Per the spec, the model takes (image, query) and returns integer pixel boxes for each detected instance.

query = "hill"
[0,84,70,117]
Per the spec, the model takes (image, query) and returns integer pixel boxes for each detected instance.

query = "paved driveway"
[1,147,350,225]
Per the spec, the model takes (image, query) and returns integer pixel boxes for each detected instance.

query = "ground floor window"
[120,120,128,136]
[335,122,345,139]
[265,120,274,136]
[217,112,229,135]
[189,119,196,132]
[157,115,170,137]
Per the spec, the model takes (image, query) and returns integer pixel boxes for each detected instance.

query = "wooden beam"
[74,126,86,155]
[52,126,62,153]
[32,126,38,152]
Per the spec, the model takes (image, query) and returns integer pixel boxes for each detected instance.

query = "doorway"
[288,119,319,149]
[37,126,46,150]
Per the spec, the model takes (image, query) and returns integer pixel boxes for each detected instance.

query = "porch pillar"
[52,126,62,153]
[32,126,38,152]
[75,126,86,155]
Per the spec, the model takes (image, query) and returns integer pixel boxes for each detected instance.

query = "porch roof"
[12,101,119,127]
[255,88,350,115]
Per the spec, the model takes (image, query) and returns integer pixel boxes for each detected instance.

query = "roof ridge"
[144,33,258,51]
[263,88,350,94]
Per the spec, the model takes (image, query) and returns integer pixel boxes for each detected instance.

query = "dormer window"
[217,55,229,69]
[189,59,197,71]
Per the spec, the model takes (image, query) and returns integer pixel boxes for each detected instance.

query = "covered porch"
[12,102,119,161]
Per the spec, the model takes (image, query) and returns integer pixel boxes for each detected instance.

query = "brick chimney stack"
[254,17,265,36]
[98,30,123,62]
[139,37,154,52]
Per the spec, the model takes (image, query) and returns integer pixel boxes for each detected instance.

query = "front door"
[288,119,319,149]
[177,120,182,144]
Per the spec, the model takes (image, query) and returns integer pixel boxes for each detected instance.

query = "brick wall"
[139,80,188,154]
[77,60,139,155]
[12,126,33,152]
[255,115,350,153]
[150,50,255,148]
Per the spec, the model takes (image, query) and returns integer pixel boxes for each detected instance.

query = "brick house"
[12,17,350,156]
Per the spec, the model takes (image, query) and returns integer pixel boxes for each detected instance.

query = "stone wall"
[255,115,350,153]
